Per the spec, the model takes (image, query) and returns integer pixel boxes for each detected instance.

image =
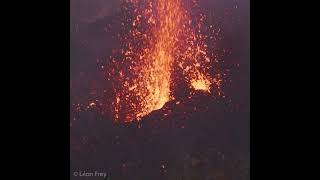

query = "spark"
[108,0,223,122]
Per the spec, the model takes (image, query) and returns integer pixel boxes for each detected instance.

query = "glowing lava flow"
[109,0,220,122]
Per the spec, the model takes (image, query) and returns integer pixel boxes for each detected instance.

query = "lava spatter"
[109,0,223,122]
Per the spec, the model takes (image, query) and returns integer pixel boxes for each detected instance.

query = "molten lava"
[109,0,221,122]
[191,76,211,92]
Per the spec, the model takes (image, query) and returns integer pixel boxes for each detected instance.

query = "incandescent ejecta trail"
[108,0,222,122]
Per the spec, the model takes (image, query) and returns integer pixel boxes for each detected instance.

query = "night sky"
[70,0,249,179]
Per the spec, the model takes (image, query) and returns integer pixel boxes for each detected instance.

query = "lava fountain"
[109,0,221,122]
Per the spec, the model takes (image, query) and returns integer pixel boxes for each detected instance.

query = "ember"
[108,0,222,122]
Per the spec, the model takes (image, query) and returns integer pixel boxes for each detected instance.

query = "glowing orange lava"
[191,75,211,92]
[109,0,220,122]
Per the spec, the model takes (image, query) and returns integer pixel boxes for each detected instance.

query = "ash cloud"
[70,0,121,23]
